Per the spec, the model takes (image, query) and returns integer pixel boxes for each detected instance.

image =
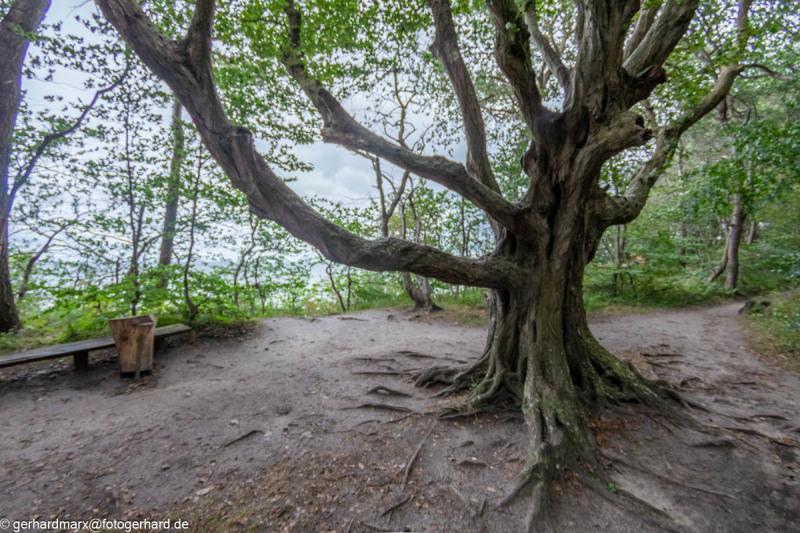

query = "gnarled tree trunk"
[417,166,675,505]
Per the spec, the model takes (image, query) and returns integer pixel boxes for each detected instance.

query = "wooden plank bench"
[0,324,191,370]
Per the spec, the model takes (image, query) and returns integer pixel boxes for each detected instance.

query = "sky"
[22,1,468,212]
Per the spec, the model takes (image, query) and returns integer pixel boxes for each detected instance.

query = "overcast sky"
[21,1,468,215]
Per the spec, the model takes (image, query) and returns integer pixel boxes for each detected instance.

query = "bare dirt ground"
[1,303,798,532]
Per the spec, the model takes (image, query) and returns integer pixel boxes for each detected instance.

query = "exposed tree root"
[576,469,683,533]
[394,350,437,359]
[730,413,788,422]
[601,450,738,500]
[353,370,413,376]
[410,295,719,530]
[365,385,412,398]
[413,355,489,394]
[722,425,800,449]
[344,403,415,413]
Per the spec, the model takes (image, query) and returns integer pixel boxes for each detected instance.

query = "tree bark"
[708,233,730,283]
[746,219,757,245]
[400,272,442,312]
[724,193,746,290]
[0,220,20,331]
[0,0,51,332]
[157,98,185,269]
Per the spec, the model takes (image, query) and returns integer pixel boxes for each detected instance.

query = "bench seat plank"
[0,324,191,369]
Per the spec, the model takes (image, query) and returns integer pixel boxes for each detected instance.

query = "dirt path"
[0,304,798,532]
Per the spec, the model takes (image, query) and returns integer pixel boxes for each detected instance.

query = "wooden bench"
[0,324,191,370]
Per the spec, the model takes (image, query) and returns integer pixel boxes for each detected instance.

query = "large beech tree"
[95,0,782,521]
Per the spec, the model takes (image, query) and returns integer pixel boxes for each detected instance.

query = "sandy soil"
[0,303,798,532]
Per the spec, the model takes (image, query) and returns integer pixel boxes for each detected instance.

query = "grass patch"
[742,289,800,372]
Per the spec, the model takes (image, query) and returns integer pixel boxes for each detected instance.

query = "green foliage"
[745,289,800,361]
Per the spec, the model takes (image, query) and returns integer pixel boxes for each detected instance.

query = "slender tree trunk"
[708,233,730,283]
[326,263,346,313]
[746,219,757,245]
[397,193,442,311]
[401,272,443,311]
[182,153,203,323]
[17,224,65,300]
[0,0,51,332]
[678,219,687,262]
[157,98,185,269]
[0,219,21,331]
[725,193,746,290]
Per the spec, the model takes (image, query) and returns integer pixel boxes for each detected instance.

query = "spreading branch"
[623,1,660,61]
[280,1,525,235]
[485,0,547,132]
[95,0,520,289]
[429,0,498,194]
[522,0,571,95]
[624,0,700,76]
[595,65,744,227]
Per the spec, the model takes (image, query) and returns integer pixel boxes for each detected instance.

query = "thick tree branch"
[624,0,699,76]
[623,1,660,61]
[280,0,525,234]
[183,0,215,64]
[573,0,639,116]
[95,0,519,289]
[485,0,547,131]
[595,65,744,226]
[522,0,571,95]
[429,0,498,193]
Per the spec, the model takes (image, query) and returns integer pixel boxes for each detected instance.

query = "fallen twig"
[477,498,487,517]
[401,421,437,491]
[394,350,436,359]
[366,385,413,398]
[379,494,411,517]
[456,459,488,468]
[353,370,412,376]
[362,522,394,532]
[344,403,414,413]
[221,429,264,448]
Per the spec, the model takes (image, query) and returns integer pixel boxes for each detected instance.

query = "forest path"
[0,303,797,532]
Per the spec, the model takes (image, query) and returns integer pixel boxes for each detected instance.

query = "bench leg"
[73,351,90,370]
